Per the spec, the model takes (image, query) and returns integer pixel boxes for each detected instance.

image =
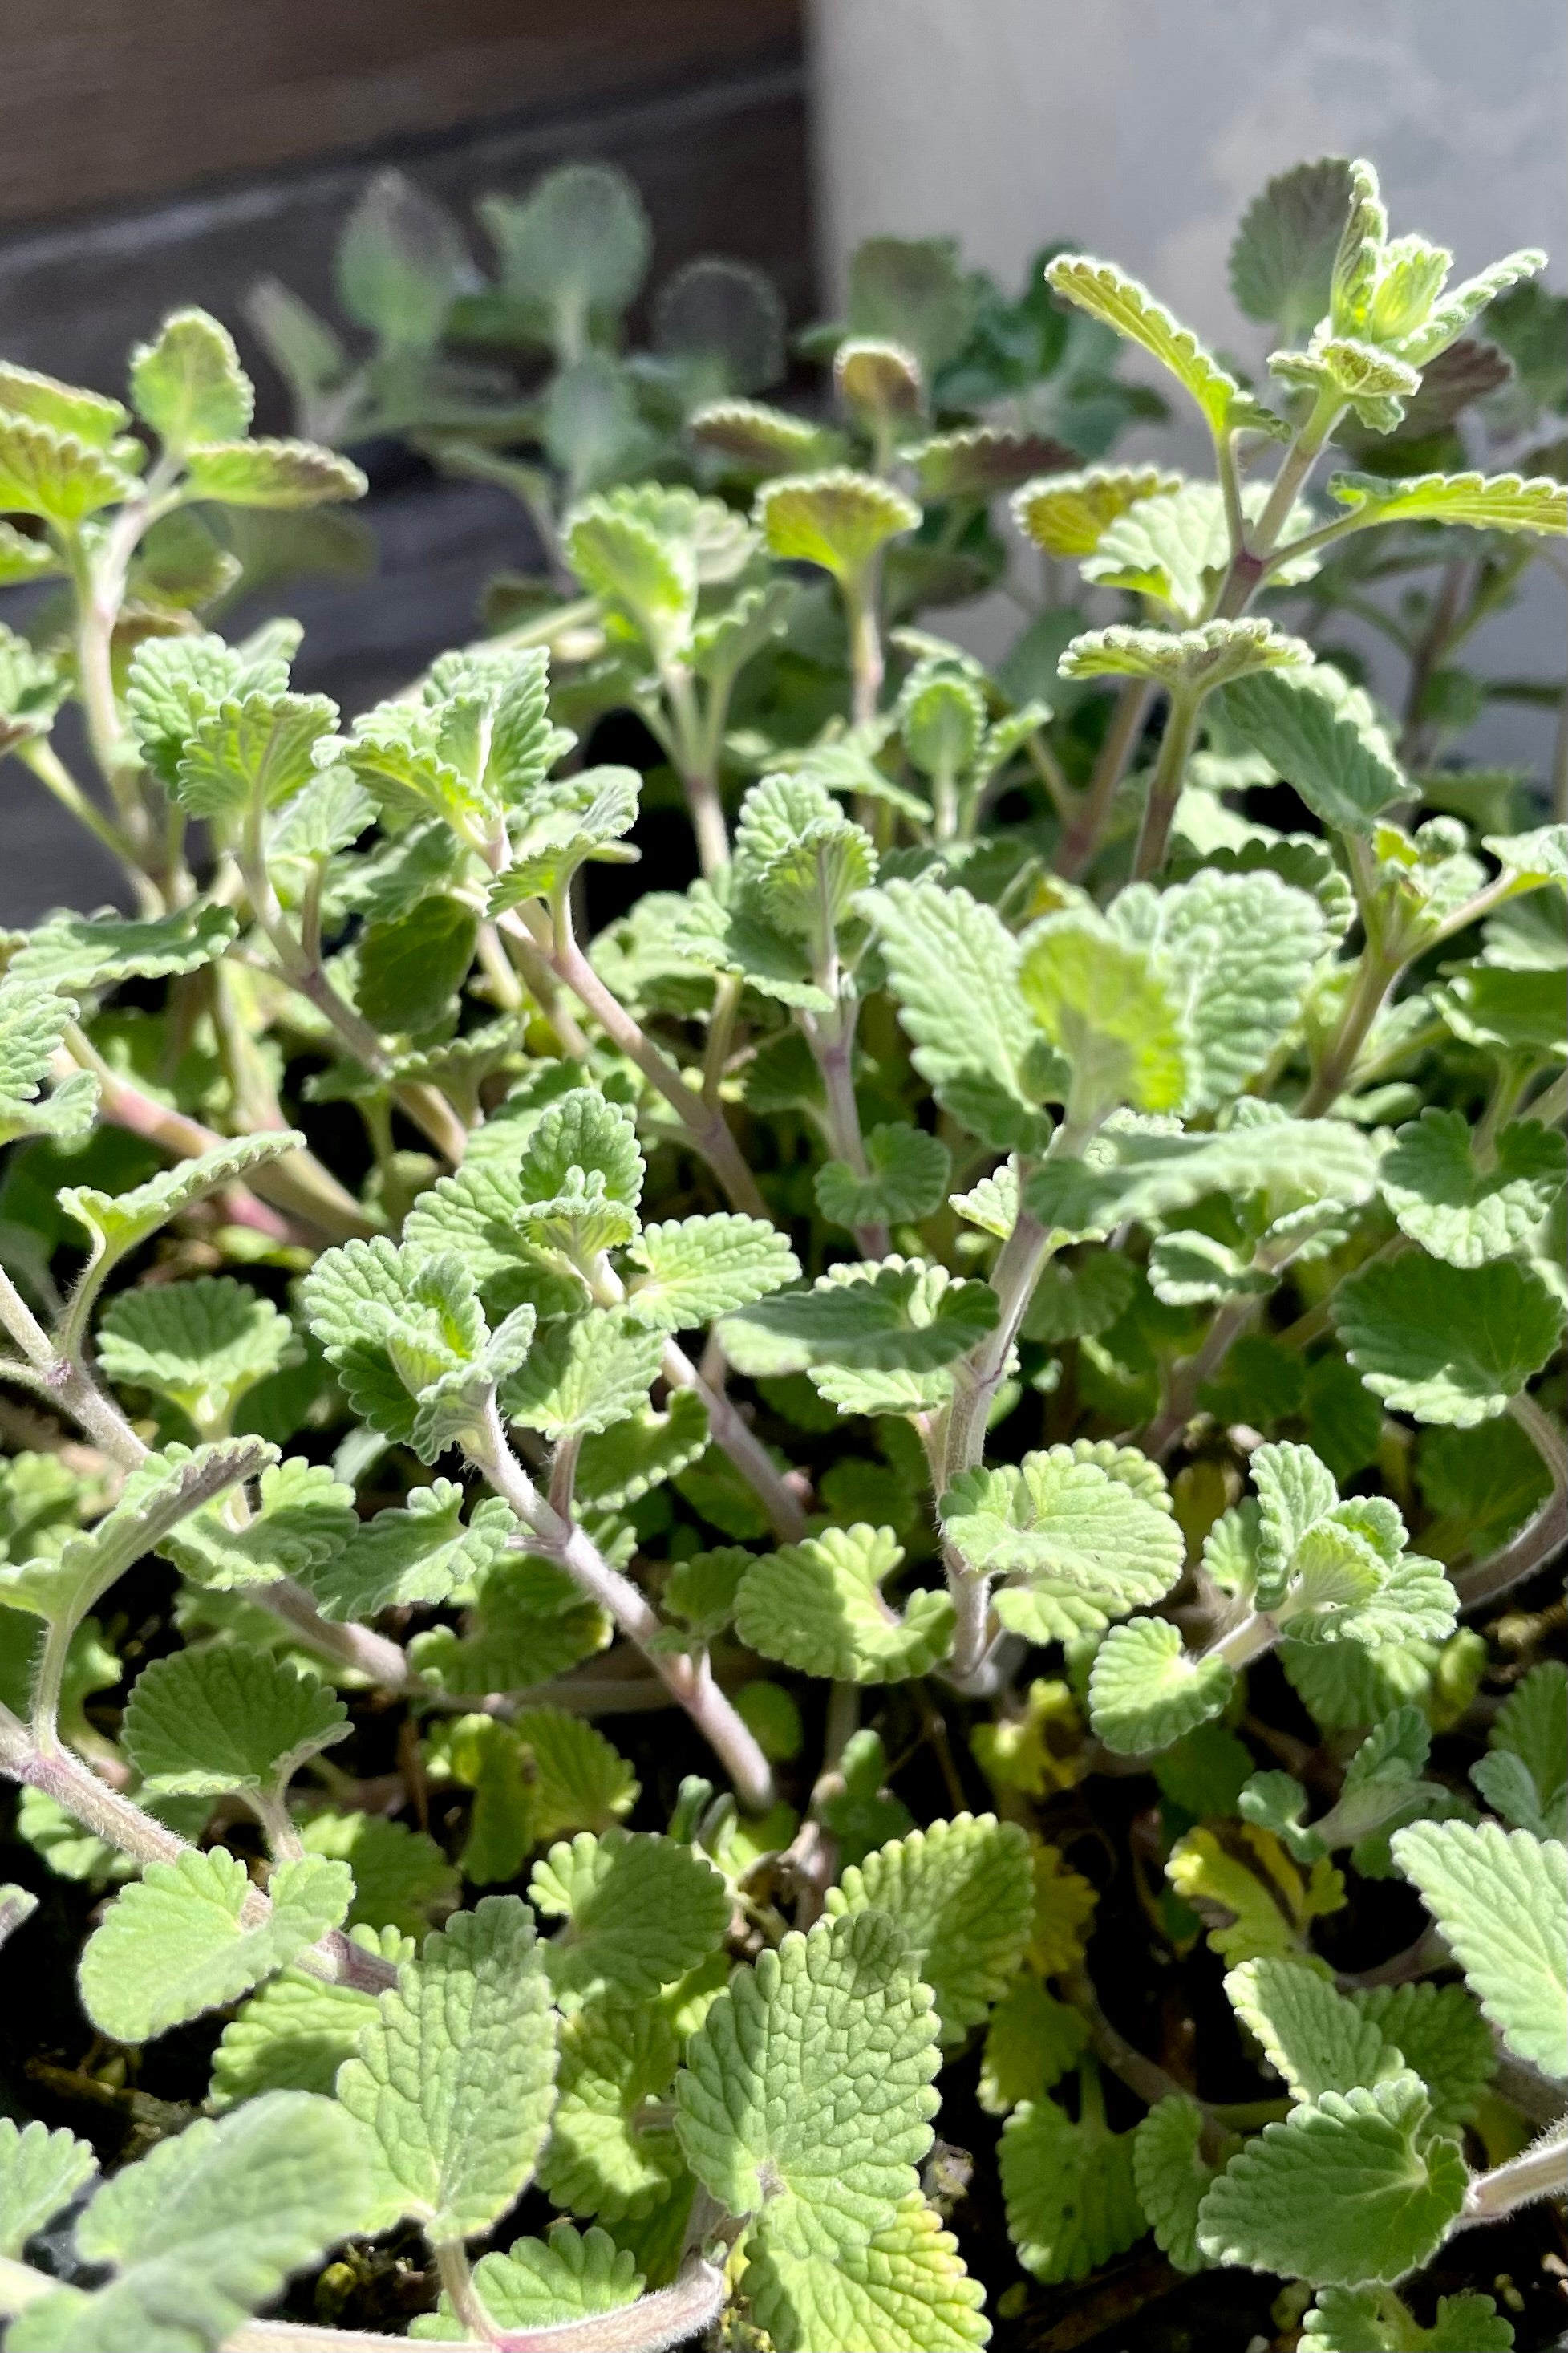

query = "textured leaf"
[862,880,1056,1149]
[173,690,338,819]
[1089,1617,1235,1753]
[11,902,239,991]
[0,975,95,1146]
[337,1895,556,2239]
[1195,2073,1467,2285]
[529,1828,728,1999]
[298,1811,459,1940]
[164,1455,355,1592]
[978,1977,1088,2114]
[690,396,841,475]
[1301,2286,1515,2353]
[999,2094,1145,2285]
[735,1523,955,1683]
[1351,1982,1495,2136]
[0,359,128,444]
[210,1960,383,2108]
[408,1551,610,1698]
[0,2117,95,2258]
[98,1276,298,1434]
[122,1641,347,1796]
[23,1438,271,1633]
[124,631,290,785]
[943,1448,1184,1641]
[747,2194,991,2353]
[537,2005,683,2223]
[1485,1660,1568,1835]
[1380,1109,1563,1268]
[1011,464,1182,557]
[306,1483,512,1622]
[78,1848,350,2042]
[675,1908,941,2252]
[482,161,650,335]
[1219,664,1404,835]
[1045,254,1267,439]
[1484,822,1568,890]
[183,436,367,507]
[502,1309,663,1439]
[721,1256,998,1385]
[411,2221,642,2340]
[1166,1825,1345,1966]
[1133,2094,1217,2274]
[817,1122,952,1235]
[5,2094,372,2353]
[58,1128,303,1284]
[756,467,920,582]
[1392,1820,1567,2078]
[357,893,479,1035]
[1335,1252,1565,1426]
[1225,1957,1397,2103]
[1019,910,1187,1121]
[1125,867,1330,1112]
[825,1815,1033,2044]
[1230,158,1357,338]
[624,1215,798,1331]
[0,411,132,522]
[1327,469,1566,535]
[130,308,255,450]
[1060,617,1311,691]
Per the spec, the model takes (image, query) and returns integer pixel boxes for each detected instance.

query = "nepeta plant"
[0,155,1564,2353]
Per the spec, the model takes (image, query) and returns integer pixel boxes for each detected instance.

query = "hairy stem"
[1140,1296,1262,1463]
[1299,944,1401,1116]
[804,1001,889,1257]
[1205,1608,1281,1672]
[845,565,885,732]
[225,2258,727,2352]
[1455,2128,1568,2227]
[943,1199,1052,1483]
[1131,686,1201,881]
[662,1338,807,1544]
[472,1398,775,1811]
[662,663,731,876]
[1456,1399,1568,1612]
[1055,679,1155,881]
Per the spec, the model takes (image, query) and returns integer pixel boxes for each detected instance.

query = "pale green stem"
[1132,685,1202,881]
[225,2258,727,2351]
[435,2244,498,2346]
[1139,1294,1263,1463]
[661,662,730,876]
[1055,678,1155,881]
[1522,1066,1568,1128]
[804,999,888,1258]
[470,1397,776,1812]
[1299,943,1402,1115]
[844,562,885,732]
[1456,2128,1568,2226]
[1205,1608,1282,1672]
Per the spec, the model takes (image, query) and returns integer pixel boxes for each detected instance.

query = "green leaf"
[1060,618,1311,692]
[122,1641,347,1796]
[298,1811,459,1940]
[1351,1983,1495,2136]
[690,396,843,477]
[746,2194,991,2353]
[1335,1252,1565,1426]
[503,1309,663,1440]
[58,1128,304,1288]
[848,234,975,376]
[675,1908,940,2252]
[537,2006,683,2223]
[942,1447,1185,1641]
[1483,822,1568,890]
[124,630,290,785]
[1224,1957,1397,2103]
[756,467,921,583]
[5,2093,373,2353]
[736,1523,954,1682]
[20,1438,271,1633]
[210,1958,385,2108]
[1045,253,1270,440]
[1019,908,1187,1121]
[817,1123,951,1234]
[173,690,338,820]
[306,1483,513,1621]
[576,1389,711,1511]
[1301,2286,1515,2353]
[1436,964,1566,1063]
[0,975,95,1147]
[1088,1617,1235,1753]
[410,2221,642,2340]
[625,1214,799,1331]
[97,1276,299,1434]
[1230,157,1357,339]
[0,411,132,524]
[165,1455,355,1592]
[824,1815,1033,2044]
[1133,2094,1218,2274]
[510,1707,640,1847]
[0,359,128,445]
[301,1238,484,1450]
[1392,1820,1568,2079]
[1195,2072,1468,2286]
[408,1552,610,1697]
[908,424,1072,500]
[721,1256,998,1391]
[529,1828,729,2001]
[183,436,367,508]
[0,2117,96,2258]
[481,163,650,345]
[1012,464,1183,558]
[862,880,1057,1150]
[1379,1109,1563,1267]
[1327,468,1566,535]
[1483,1661,1568,1839]
[978,1977,1088,2114]
[999,2091,1145,2284]
[1166,1824,1346,1967]
[1125,868,1330,1113]
[78,1847,351,2042]
[337,1894,555,2240]
[129,309,254,451]
[11,902,239,992]
[336,169,467,350]
[355,892,479,1036]
[1219,664,1404,835]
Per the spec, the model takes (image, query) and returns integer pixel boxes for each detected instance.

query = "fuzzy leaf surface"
[1392,1820,1567,2077]
[825,1815,1034,2043]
